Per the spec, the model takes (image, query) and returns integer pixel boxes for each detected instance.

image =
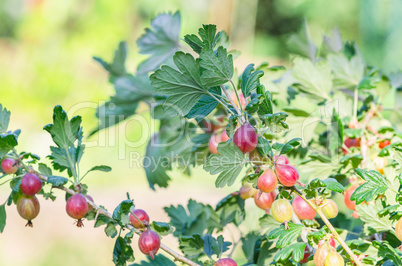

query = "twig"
[36,173,200,266]
[220,85,245,123]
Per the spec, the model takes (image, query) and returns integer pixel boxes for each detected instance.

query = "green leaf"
[268,223,304,248]
[257,137,273,158]
[150,52,208,116]
[340,154,364,168]
[204,235,231,258]
[47,176,68,186]
[272,138,302,155]
[0,133,18,158]
[184,24,222,54]
[241,64,264,97]
[132,254,176,266]
[186,87,221,121]
[92,75,153,134]
[179,234,204,259]
[143,133,172,190]
[204,142,246,188]
[372,240,402,265]
[112,199,134,226]
[44,106,82,148]
[259,214,281,233]
[113,236,135,265]
[260,112,289,133]
[292,57,332,100]
[282,107,310,117]
[322,178,344,193]
[241,231,260,262]
[137,11,181,74]
[164,199,220,237]
[350,169,388,204]
[257,85,273,116]
[38,163,52,176]
[215,194,245,226]
[85,165,112,175]
[93,41,127,81]
[356,201,393,234]
[105,223,118,238]
[287,21,317,61]
[273,242,306,262]
[151,221,171,236]
[0,204,6,233]
[199,47,234,87]
[327,53,365,88]
[48,146,77,177]
[0,104,11,133]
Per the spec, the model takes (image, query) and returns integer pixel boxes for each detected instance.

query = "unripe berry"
[1,158,18,174]
[17,195,40,227]
[239,183,258,199]
[313,243,336,266]
[274,164,299,187]
[233,123,258,153]
[324,252,344,266]
[129,209,150,228]
[20,173,42,195]
[257,169,278,193]
[215,258,237,266]
[271,199,293,223]
[249,149,268,165]
[344,185,358,210]
[395,217,402,241]
[292,196,316,220]
[321,199,338,219]
[274,155,289,165]
[254,191,276,210]
[139,230,160,260]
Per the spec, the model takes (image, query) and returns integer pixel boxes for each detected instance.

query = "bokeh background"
[1,0,402,265]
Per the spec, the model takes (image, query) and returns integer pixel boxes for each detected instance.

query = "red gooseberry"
[233,123,258,153]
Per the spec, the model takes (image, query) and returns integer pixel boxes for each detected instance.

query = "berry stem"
[292,187,363,266]
[220,84,245,123]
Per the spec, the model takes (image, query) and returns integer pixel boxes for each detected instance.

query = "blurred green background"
[1,0,401,265]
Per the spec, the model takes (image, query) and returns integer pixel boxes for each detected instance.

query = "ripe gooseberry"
[274,155,289,165]
[233,123,258,153]
[230,91,246,108]
[66,193,88,227]
[202,116,224,133]
[139,230,161,260]
[271,199,293,224]
[257,169,278,193]
[379,139,391,149]
[17,194,40,227]
[292,196,316,220]
[215,258,237,266]
[209,130,230,154]
[395,217,402,241]
[344,185,358,210]
[20,172,43,195]
[129,209,150,228]
[239,183,258,199]
[274,164,299,187]
[321,199,338,219]
[313,243,336,266]
[1,158,18,174]
[300,246,310,263]
[324,252,344,266]
[342,137,360,154]
[254,191,276,211]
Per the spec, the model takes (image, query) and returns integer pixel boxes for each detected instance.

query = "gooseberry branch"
[292,187,363,266]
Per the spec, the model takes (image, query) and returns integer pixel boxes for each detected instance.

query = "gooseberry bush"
[1,11,402,266]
